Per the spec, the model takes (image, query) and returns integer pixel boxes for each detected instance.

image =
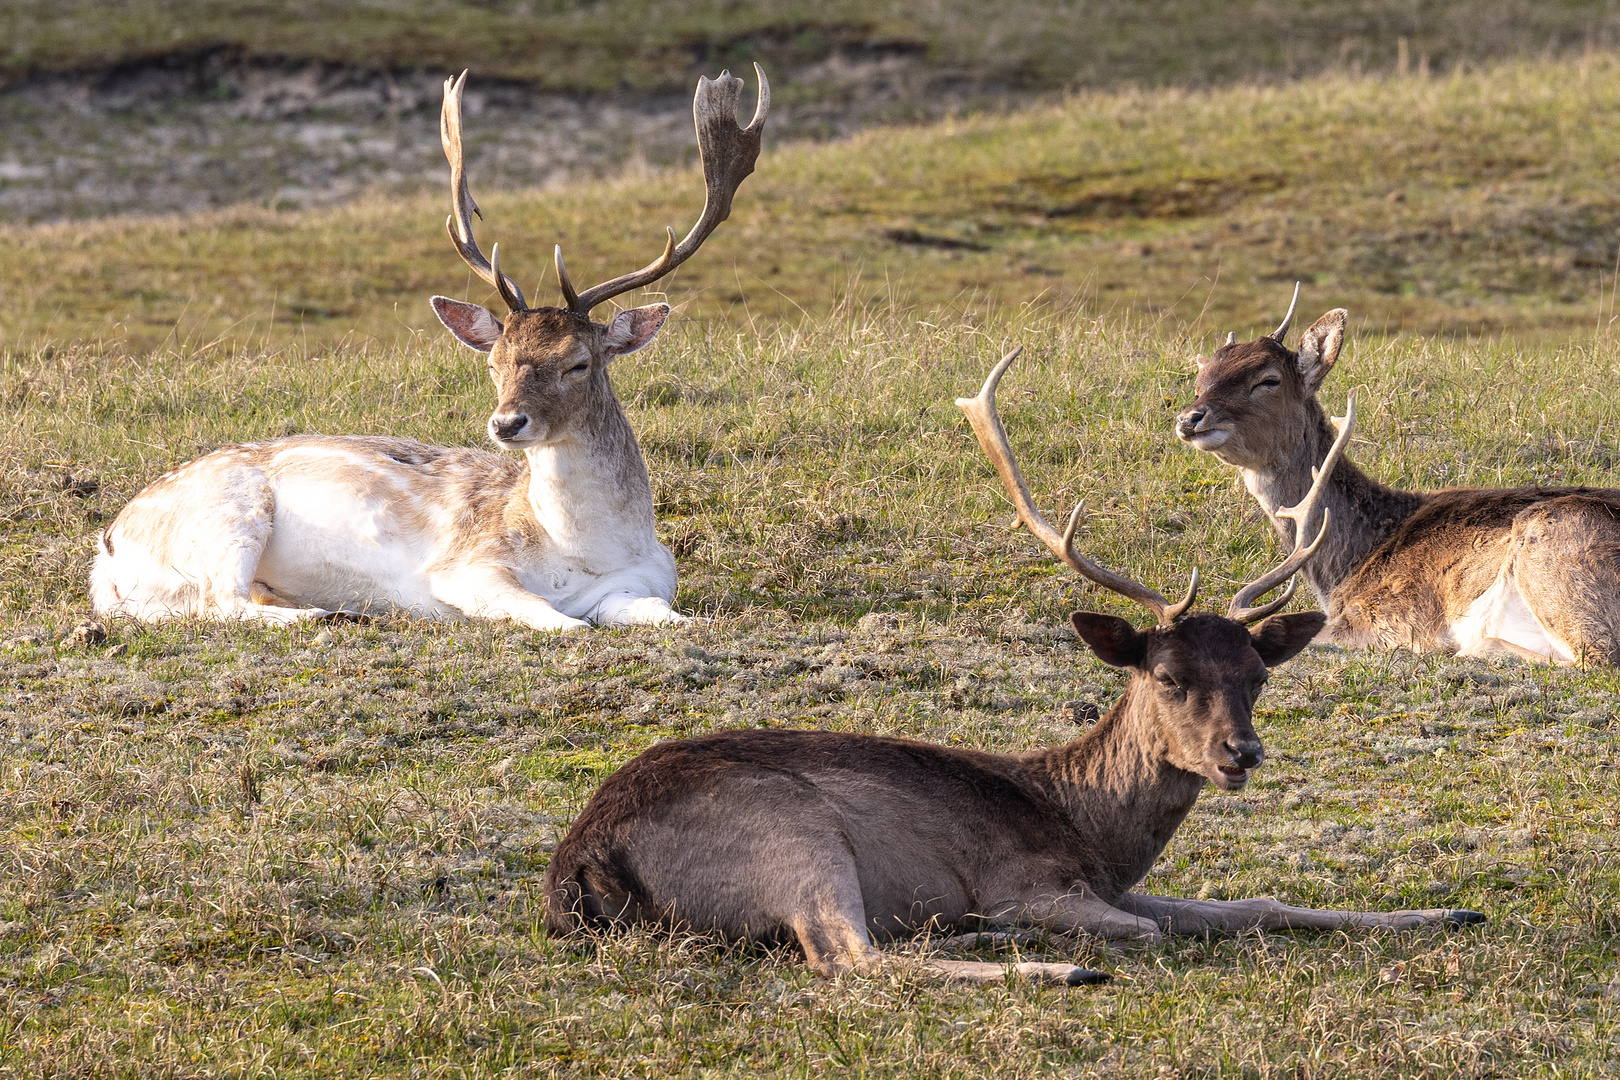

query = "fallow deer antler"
[441,70,527,313]
[1226,391,1355,623]
[440,65,768,317]
[556,64,770,315]
[956,347,1199,627]
[1268,281,1301,342]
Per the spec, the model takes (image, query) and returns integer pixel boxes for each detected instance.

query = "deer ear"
[1070,612,1147,668]
[1248,611,1327,667]
[1295,309,1346,393]
[603,303,670,358]
[431,296,504,353]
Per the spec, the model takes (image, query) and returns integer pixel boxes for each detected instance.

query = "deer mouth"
[1180,427,1231,450]
[1214,764,1249,788]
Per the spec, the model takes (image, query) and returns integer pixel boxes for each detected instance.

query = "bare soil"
[0,44,980,222]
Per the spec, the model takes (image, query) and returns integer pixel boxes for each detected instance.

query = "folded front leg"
[431,566,589,631]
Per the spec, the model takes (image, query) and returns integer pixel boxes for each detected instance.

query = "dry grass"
[4,296,1620,1075]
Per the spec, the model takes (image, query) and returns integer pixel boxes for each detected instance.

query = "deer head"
[1175,283,1348,473]
[956,347,1350,789]
[429,66,769,448]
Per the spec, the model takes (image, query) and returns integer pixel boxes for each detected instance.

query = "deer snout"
[1175,405,1231,449]
[1225,738,1264,770]
[489,412,531,443]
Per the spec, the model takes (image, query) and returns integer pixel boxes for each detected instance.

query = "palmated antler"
[441,70,527,313]
[557,64,770,315]
[956,347,1199,627]
[1226,391,1355,623]
[440,65,768,317]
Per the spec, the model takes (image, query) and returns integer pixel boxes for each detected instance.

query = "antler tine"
[442,71,527,313]
[956,347,1194,626]
[1225,332,1236,346]
[565,63,769,315]
[1269,281,1301,342]
[1227,390,1357,623]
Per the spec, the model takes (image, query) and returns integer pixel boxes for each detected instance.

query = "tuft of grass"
[9,55,1620,351]
[3,296,1620,1075]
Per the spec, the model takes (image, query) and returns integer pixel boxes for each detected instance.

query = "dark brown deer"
[1176,286,1620,665]
[541,348,1483,985]
[92,67,767,630]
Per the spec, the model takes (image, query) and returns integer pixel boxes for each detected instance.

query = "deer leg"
[428,566,589,631]
[982,888,1163,942]
[591,592,690,627]
[1116,892,1485,934]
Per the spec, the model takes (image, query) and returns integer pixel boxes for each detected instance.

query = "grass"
[4,297,1620,1076]
[9,55,1620,352]
[6,49,1620,1080]
[6,0,1620,95]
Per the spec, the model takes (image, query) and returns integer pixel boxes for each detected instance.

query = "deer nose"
[1175,407,1206,437]
[489,412,530,442]
[1226,739,1264,770]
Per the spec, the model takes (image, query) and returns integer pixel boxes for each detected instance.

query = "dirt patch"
[0,44,993,223]
[997,169,1289,223]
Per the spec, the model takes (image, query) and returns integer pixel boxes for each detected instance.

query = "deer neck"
[516,385,657,557]
[1027,692,1207,903]
[1241,399,1424,606]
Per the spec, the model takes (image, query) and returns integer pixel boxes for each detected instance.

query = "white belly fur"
[1449,569,1576,664]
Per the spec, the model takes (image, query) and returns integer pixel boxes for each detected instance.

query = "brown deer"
[91,66,768,630]
[541,348,1482,985]
[1176,286,1620,665]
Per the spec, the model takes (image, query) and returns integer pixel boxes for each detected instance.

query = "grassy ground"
[7,55,1620,352]
[7,0,1620,94]
[4,299,1620,1076]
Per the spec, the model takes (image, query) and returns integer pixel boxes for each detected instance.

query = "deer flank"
[1177,290,1620,665]
[90,68,769,629]
[540,348,1482,985]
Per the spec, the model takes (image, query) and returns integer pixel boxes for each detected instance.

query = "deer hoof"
[1442,909,1487,926]
[1064,967,1112,986]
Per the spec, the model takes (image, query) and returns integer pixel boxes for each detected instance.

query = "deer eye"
[1155,672,1184,694]
[566,362,589,376]
[1251,375,1281,393]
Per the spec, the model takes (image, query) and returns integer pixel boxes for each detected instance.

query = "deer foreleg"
[1116,893,1485,934]
[429,567,589,631]
[981,888,1162,942]
[590,591,689,627]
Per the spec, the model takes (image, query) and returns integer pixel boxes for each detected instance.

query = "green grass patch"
[9,55,1620,351]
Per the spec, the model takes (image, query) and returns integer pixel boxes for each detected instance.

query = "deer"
[540,347,1483,986]
[90,66,769,631]
[1176,286,1620,665]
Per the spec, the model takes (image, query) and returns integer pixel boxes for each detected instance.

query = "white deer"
[90,66,769,630]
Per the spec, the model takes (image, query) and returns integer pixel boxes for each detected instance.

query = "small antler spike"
[554,245,580,312]
[1225,332,1236,346]
[1270,281,1301,342]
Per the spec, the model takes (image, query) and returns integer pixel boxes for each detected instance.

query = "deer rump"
[544,728,1105,944]
[1335,486,1620,665]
